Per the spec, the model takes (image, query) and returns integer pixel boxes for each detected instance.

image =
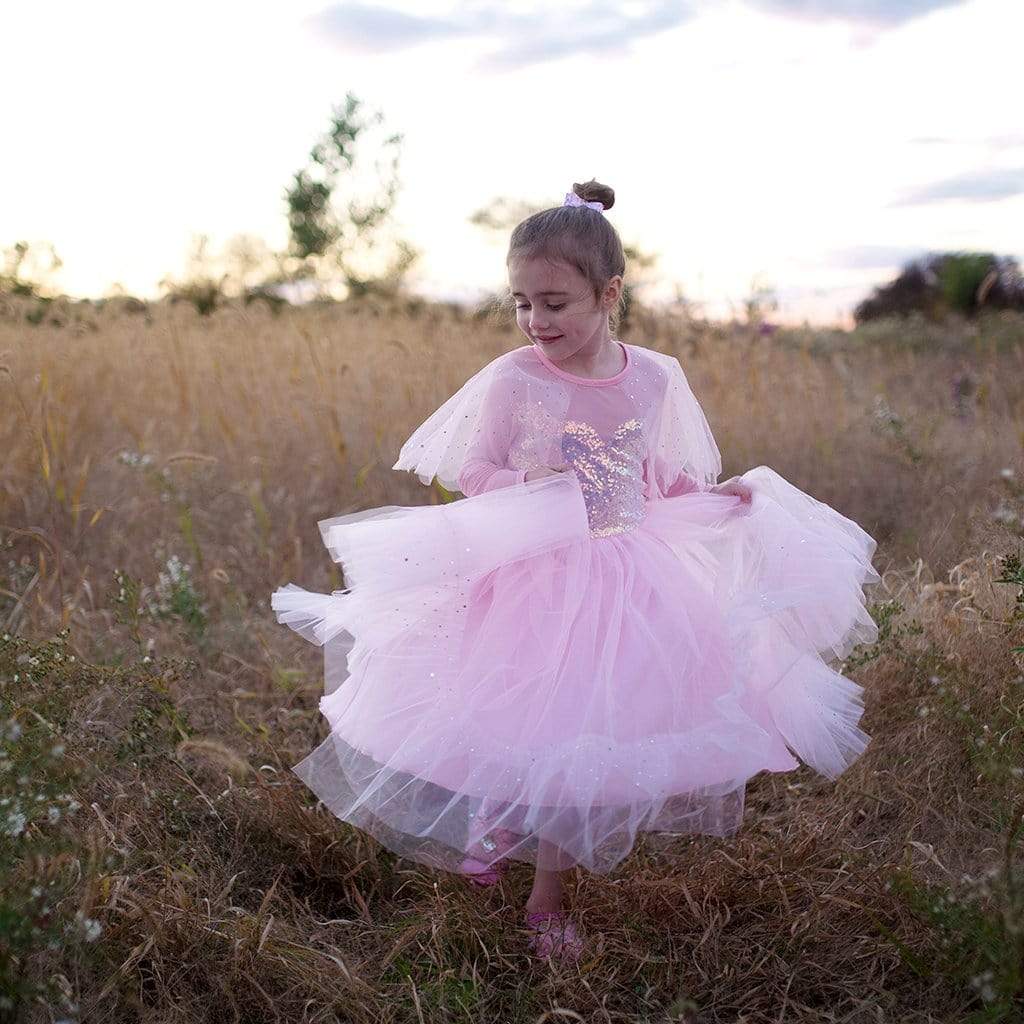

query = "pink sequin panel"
[561,418,648,538]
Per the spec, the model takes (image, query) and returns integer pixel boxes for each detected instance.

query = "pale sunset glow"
[3,0,1021,326]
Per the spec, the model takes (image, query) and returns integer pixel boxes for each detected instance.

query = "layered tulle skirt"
[271,468,879,875]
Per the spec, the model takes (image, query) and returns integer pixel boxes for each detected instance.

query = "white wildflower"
[74,911,103,942]
[992,500,1018,525]
[3,811,27,837]
[117,450,153,468]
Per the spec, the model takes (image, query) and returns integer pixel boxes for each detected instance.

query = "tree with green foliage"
[855,251,1024,324]
[284,92,419,300]
[0,241,62,298]
[157,234,227,316]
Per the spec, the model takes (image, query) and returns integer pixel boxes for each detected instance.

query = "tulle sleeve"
[392,352,525,494]
[646,351,722,497]
[456,370,529,496]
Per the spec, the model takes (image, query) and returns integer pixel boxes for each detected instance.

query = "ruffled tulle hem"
[272,466,879,875]
[293,729,754,874]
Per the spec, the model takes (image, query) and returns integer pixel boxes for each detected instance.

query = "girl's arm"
[458,462,529,496]
[646,453,751,503]
[456,374,528,497]
[662,469,702,497]
[643,451,702,500]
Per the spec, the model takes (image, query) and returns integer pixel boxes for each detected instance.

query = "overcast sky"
[3,0,1021,326]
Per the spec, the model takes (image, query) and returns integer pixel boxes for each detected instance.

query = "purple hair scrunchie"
[563,192,604,212]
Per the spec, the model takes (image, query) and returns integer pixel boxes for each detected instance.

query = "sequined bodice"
[561,419,648,538]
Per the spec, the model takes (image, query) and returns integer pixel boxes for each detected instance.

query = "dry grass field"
[1,295,1023,1023]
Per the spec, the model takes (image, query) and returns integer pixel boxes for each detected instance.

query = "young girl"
[271,179,880,963]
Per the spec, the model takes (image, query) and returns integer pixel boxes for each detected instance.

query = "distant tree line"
[4,104,1024,332]
[854,251,1024,324]
[2,92,423,319]
[155,91,420,316]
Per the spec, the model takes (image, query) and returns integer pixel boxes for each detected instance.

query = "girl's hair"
[504,179,627,334]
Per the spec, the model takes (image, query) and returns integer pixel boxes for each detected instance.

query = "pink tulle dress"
[271,341,880,875]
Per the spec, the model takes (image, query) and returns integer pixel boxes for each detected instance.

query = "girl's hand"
[525,465,570,482]
[711,476,753,504]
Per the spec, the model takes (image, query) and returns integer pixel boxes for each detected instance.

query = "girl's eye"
[516,303,565,311]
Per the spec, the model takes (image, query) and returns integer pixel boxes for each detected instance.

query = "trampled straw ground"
[1,295,1022,1022]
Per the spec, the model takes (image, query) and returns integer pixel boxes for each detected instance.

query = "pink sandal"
[524,910,585,961]
[459,855,510,887]
[459,826,519,887]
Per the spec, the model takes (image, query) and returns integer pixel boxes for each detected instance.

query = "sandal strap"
[525,910,568,926]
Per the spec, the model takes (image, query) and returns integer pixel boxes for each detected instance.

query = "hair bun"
[572,179,615,211]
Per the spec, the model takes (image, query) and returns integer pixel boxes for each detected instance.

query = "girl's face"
[508,255,621,363]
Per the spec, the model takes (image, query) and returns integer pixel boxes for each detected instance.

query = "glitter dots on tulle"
[509,399,563,469]
[562,418,648,538]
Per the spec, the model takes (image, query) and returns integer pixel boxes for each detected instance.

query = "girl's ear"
[602,275,623,310]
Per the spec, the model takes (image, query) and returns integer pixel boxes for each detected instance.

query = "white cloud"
[304,3,469,54]
[742,0,966,27]
[306,0,699,72]
[815,245,929,270]
[891,167,1024,205]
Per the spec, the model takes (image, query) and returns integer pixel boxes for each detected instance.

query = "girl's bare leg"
[525,838,570,915]
[524,838,586,960]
